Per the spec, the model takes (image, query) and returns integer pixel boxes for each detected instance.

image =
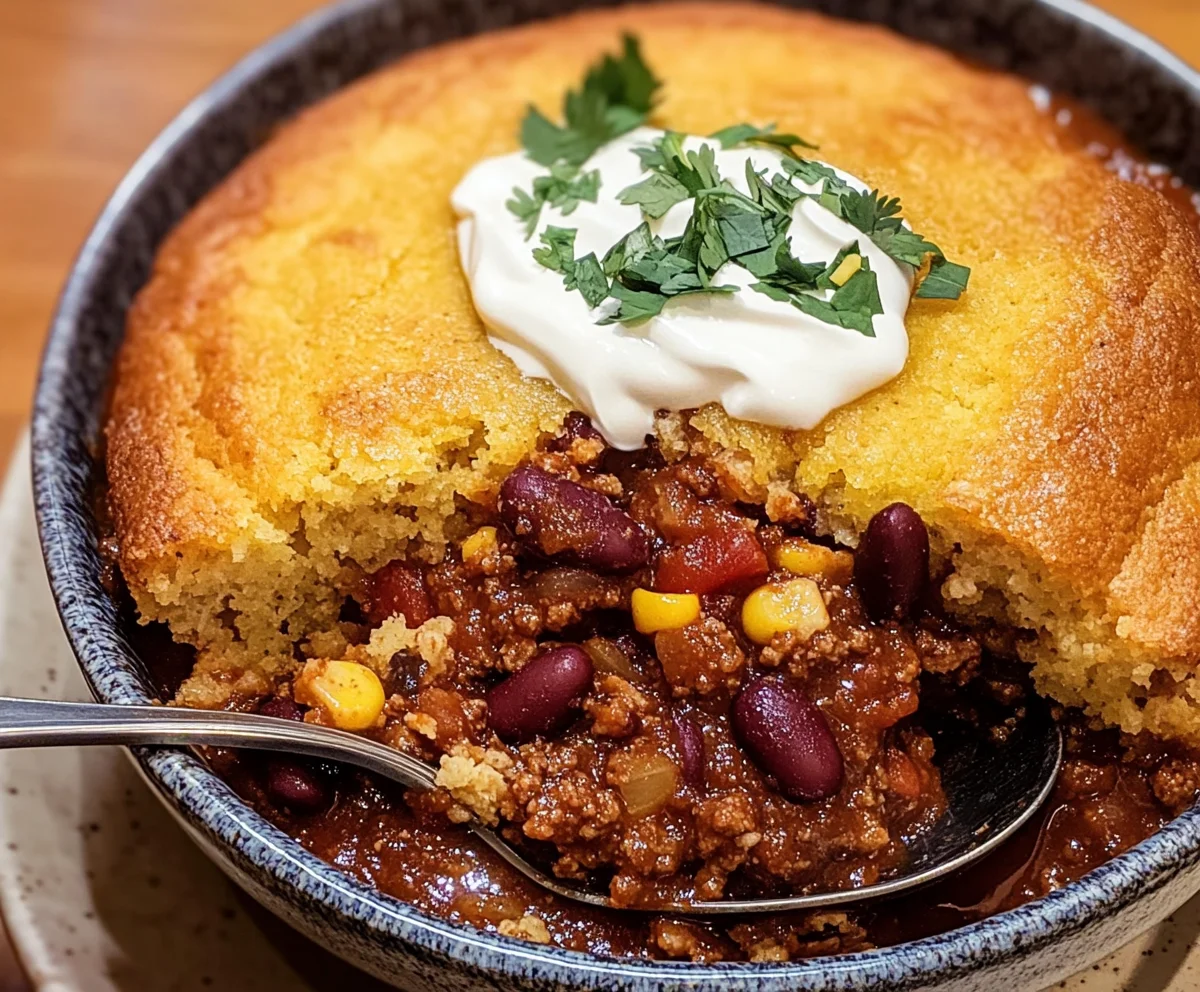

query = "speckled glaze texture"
[29,1,1200,989]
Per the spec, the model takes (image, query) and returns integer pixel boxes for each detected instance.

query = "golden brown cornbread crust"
[106,3,1200,737]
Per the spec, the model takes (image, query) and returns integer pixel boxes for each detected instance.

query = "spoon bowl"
[0,693,1061,914]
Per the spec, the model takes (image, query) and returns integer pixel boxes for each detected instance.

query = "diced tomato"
[416,686,475,751]
[884,749,923,802]
[654,526,769,595]
[364,561,433,627]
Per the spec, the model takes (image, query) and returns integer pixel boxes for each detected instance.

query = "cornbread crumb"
[172,652,295,711]
[942,572,980,603]
[747,939,790,963]
[498,915,551,944]
[362,616,455,683]
[306,628,351,659]
[404,712,439,741]
[435,747,511,826]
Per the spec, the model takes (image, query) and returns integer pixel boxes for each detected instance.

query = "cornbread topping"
[454,129,915,449]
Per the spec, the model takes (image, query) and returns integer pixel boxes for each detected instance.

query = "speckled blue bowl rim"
[28,0,1200,988]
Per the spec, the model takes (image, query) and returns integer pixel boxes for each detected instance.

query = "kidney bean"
[732,678,843,801]
[486,646,594,743]
[855,502,930,623]
[498,465,649,573]
[673,710,706,789]
[264,758,332,813]
[364,561,433,628]
[547,411,604,452]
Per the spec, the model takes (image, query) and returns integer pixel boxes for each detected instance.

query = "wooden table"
[0,0,1196,986]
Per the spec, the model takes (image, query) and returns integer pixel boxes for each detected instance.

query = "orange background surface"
[0,0,1196,986]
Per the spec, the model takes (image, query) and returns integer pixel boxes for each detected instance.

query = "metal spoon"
[0,694,1061,914]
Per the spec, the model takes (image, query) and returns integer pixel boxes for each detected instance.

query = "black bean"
[264,758,332,813]
[499,465,649,573]
[673,710,706,789]
[486,646,594,743]
[732,678,843,801]
[855,502,930,622]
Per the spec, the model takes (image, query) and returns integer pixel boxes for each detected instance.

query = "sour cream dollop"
[452,127,912,450]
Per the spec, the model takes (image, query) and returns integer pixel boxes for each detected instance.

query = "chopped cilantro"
[915,258,972,299]
[814,186,969,298]
[574,253,610,307]
[532,226,612,309]
[519,35,661,168]
[509,36,659,239]
[504,187,543,239]
[508,35,970,326]
[783,157,847,191]
[709,122,817,156]
[748,239,883,336]
[602,221,656,276]
[789,266,883,337]
[617,171,690,218]
[506,164,601,239]
[531,225,578,274]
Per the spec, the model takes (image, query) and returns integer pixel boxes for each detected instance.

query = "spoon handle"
[0,696,439,790]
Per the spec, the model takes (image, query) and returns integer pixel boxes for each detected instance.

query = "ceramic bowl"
[29,0,1200,989]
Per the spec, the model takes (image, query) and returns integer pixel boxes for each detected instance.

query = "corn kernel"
[829,253,862,287]
[741,579,830,645]
[631,589,700,634]
[772,539,854,583]
[295,660,385,731]
[461,525,497,562]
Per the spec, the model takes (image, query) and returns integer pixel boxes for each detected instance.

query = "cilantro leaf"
[532,226,578,274]
[839,188,902,236]
[508,165,601,239]
[745,161,801,216]
[802,181,972,296]
[520,108,572,168]
[749,242,881,336]
[534,165,601,217]
[737,223,791,279]
[829,262,883,320]
[915,258,971,299]
[783,157,847,191]
[599,283,735,325]
[617,171,690,218]
[635,132,722,196]
[506,186,544,238]
[749,236,824,289]
[519,33,661,170]
[582,34,660,117]
[871,227,942,267]
[602,221,656,276]
[790,264,883,337]
[573,253,610,307]
[709,122,817,156]
[698,188,773,258]
[598,284,671,323]
[532,227,611,309]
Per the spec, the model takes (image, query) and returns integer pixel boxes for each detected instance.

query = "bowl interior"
[29,0,1200,988]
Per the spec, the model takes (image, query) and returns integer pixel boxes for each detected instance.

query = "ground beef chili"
[152,413,1200,961]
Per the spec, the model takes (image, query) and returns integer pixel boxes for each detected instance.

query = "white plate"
[0,433,1197,991]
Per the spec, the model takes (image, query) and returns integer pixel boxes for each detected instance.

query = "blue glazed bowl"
[30,0,1200,988]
